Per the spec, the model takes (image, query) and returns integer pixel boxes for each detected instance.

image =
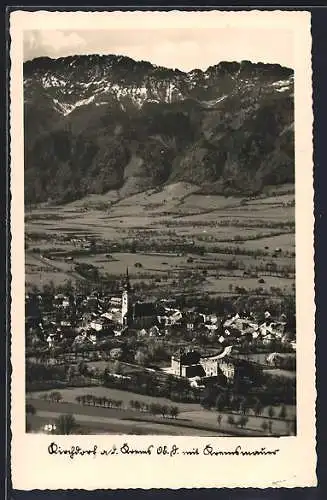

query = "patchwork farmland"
[25,182,295,300]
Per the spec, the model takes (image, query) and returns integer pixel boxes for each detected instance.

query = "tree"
[170,406,179,419]
[239,399,247,415]
[267,406,275,419]
[26,403,36,415]
[112,360,123,374]
[85,394,94,406]
[134,349,149,366]
[238,416,249,429]
[77,361,88,376]
[268,420,273,434]
[229,394,240,412]
[279,405,287,419]
[149,403,159,416]
[49,391,63,403]
[26,403,36,433]
[66,365,74,382]
[55,414,77,435]
[227,415,235,427]
[161,405,168,418]
[215,394,226,412]
[201,397,213,410]
[129,400,135,410]
[253,398,263,417]
[141,402,149,413]
[115,400,123,410]
[261,421,268,434]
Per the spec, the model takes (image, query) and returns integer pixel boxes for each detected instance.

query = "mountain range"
[24,54,294,204]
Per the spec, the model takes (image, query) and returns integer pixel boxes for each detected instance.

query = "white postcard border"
[10,9,316,490]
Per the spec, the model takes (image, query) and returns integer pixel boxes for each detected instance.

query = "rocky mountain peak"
[24,54,294,205]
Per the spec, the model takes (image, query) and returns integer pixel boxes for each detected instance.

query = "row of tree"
[201,385,292,419]
[216,413,295,435]
[128,399,179,419]
[75,394,123,409]
[36,391,181,419]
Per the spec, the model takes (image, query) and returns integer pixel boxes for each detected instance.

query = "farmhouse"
[90,316,112,333]
[157,306,182,327]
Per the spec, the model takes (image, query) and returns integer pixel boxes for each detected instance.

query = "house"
[281,332,295,344]
[266,352,279,365]
[73,331,96,346]
[90,316,113,334]
[60,320,71,327]
[53,294,66,307]
[262,333,275,345]
[90,317,105,332]
[101,312,113,321]
[149,325,161,337]
[189,377,205,389]
[46,334,55,348]
[157,308,182,327]
[113,325,128,337]
[204,323,218,333]
[62,298,70,308]
[137,328,148,338]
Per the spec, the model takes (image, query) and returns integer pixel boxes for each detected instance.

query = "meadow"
[27,386,295,436]
[25,182,295,299]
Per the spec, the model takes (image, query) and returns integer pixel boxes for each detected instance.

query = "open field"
[27,413,221,436]
[27,387,295,436]
[29,386,202,412]
[25,183,295,297]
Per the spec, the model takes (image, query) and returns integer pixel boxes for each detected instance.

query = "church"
[114,268,156,327]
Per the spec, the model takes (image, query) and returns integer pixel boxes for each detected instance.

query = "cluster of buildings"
[26,268,295,362]
[220,312,296,350]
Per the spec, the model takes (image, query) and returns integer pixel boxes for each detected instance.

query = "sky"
[23,27,294,71]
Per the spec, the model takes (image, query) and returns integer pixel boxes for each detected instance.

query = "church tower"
[121,268,130,326]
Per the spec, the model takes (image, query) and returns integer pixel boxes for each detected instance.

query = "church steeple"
[121,268,130,326]
[123,267,131,291]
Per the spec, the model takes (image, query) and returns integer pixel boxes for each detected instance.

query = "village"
[25,267,296,436]
[26,268,296,359]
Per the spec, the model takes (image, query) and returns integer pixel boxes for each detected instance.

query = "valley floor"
[25,184,295,300]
